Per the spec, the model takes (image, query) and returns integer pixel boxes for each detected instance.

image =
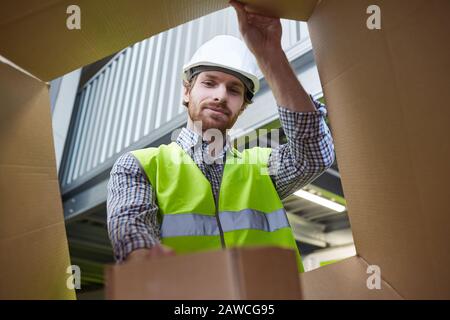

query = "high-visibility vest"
[131,142,304,273]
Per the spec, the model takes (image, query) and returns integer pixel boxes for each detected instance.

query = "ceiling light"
[294,189,346,212]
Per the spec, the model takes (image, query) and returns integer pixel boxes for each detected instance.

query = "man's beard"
[188,100,237,133]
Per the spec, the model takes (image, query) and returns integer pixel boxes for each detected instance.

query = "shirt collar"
[176,127,241,159]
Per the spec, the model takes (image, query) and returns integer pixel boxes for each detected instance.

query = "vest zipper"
[214,158,226,249]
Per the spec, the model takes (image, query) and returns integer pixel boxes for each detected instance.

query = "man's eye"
[203,81,214,86]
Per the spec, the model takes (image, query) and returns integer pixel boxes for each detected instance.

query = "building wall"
[50,69,82,172]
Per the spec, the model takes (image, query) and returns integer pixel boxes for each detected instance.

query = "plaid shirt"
[107,99,334,262]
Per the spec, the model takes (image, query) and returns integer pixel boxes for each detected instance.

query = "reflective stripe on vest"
[161,208,290,237]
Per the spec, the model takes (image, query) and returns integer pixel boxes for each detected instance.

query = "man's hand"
[126,244,175,263]
[230,0,316,112]
[229,0,282,58]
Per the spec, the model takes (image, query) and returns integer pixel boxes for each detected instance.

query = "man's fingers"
[230,0,278,18]
[154,244,176,257]
[160,245,175,255]
[248,13,275,22]
[229,0,244,12]
[229,0,249,28]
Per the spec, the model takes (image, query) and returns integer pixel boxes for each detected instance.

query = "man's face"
[183,70,246,133]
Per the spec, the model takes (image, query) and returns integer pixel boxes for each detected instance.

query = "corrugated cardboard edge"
[0,54,41,82]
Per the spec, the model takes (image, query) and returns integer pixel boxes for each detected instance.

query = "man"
[107,0,334,272]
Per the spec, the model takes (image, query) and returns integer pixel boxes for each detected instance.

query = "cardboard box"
[105,247,302,300]
[0,59,76,299]
[307,0,450,299]
[1,0,449,299]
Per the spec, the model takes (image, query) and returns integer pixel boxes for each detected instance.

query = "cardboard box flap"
[300,256,402,300]
[308,0,450,299]
[0,61,62,239]
[105,247,301,300]
[0,61,74,298]
[0,0,318,81]
[105,248,240,300]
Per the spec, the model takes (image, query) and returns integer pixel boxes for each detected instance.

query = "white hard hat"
[182,35,260,100]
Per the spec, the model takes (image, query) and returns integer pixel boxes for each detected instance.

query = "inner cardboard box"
[1,0,449,299]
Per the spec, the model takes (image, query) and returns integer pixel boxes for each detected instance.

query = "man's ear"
[183,81,190,107]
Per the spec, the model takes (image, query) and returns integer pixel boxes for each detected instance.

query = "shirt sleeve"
[106,152,161,263]
[268,96,335,200]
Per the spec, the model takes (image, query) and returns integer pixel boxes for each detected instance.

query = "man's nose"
[213,84,228,102]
